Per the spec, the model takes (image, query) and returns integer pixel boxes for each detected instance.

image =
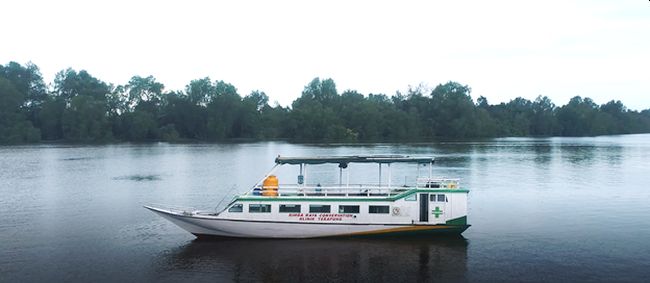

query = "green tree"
[0,62,47,128]
[205,81,243,139]
[530,96,558,135]
[54,68,112,141]
[120,110,158,141]
[0,78,40,143]
[54,69,110,101]
[556,96,599,136]
[186,77,216,106]
[599,100,629,134]
[289,78,357,141]
[126,75,164,109]
[429,81,478,138]
[240,91,269,138]
[300,78,338,105]
[160,91,206,140]
[114,75,167,141]
[259,103,290,139]
[61,95,112,142]
[505,97,533,136]
[4,61,650,143]
[39,97,66,140]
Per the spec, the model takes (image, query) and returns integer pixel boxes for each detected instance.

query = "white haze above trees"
[1,0,649,110]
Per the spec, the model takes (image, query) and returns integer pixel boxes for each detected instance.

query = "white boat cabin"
[220,155,469,227]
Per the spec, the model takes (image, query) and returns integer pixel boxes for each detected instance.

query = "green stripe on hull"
[193,223,471,239]
[445,216,467,226]
[332,225,470,238]
[191,225,470,239]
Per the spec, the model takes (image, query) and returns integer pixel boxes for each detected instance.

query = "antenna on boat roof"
[215,185,238,212]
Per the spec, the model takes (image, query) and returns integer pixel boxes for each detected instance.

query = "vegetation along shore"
[1,61,649,144]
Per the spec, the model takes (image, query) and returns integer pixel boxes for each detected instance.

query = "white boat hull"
[145,206,468,238]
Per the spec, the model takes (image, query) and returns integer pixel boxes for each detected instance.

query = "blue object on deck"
[253,187,262,195]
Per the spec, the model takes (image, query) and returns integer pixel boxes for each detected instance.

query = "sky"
[2,0,649,110]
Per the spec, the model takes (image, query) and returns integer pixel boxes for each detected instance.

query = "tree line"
[1,61,649,144]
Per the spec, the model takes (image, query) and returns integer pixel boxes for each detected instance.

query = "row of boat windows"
[404,194,448,202]
[228,204,391,214]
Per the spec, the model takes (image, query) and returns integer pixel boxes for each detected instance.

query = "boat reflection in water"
[157,237,468,282]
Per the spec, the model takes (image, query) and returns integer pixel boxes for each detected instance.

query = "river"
[2,135,650,282]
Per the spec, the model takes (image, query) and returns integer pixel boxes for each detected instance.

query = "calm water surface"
[1,135,650,282]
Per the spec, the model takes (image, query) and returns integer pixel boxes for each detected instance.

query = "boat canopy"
[275,155,434,165]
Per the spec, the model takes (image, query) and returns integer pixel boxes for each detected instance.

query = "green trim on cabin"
[445,216,467,226]
[236,188,469,202]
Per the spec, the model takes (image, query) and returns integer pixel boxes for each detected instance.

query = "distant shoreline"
[3,133,649,147]
[2,62,650,145]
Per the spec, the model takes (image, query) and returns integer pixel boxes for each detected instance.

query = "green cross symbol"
[432,206,443,218]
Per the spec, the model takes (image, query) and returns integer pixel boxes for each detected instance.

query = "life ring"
[448,183,457,189]
[392,207,400,216]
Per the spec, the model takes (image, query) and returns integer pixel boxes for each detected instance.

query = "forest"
[1,61,650,144]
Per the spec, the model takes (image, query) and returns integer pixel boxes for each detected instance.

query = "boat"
[145,155,470,238]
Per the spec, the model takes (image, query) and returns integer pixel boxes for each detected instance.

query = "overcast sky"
[2,0,649,110]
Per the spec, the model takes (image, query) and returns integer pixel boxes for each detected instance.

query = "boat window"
[369,205,390,214]
[405,194,417,201]
[249,204,272,213]
[426,182,441,188]
[279,204,301,213]
[309,205,331,213]
[339,205,360,214]
[437,194,447,202]
[228,203,243,213]
[430,194,436,202]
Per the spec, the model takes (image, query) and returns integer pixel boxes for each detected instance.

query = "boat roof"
[275,155,435,165]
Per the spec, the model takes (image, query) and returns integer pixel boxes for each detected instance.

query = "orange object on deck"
[262,175,279,196]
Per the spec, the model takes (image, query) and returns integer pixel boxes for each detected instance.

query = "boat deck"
[246,178,462,197]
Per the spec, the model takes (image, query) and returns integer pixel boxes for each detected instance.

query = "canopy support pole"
[346,166,350,188]
[378,163,382,187]
[387,163,392,189]
[299,163,304,186]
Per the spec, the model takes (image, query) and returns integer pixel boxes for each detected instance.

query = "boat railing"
[246,184,413,197]
[244,178,462,197]
[416,178,460,189]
